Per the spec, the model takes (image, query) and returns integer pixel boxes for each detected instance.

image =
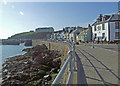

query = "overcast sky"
[0,2,119,39]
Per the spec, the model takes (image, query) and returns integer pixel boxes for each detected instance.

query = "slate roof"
[92,14,120,26]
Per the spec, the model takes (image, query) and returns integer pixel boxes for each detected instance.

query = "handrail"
[52,42,75,85]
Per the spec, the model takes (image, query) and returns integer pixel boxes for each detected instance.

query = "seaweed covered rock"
[2,44,61,85]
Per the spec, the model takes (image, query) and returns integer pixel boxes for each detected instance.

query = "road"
[79,43,119,52]
[74,44,119,85]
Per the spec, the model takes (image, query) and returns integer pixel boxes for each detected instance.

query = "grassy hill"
[8,32,52,40]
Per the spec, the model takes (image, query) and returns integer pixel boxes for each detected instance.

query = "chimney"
[88,24,91,27]
[99,14,103,21]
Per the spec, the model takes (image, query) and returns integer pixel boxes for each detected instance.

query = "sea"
[0,43,32,69]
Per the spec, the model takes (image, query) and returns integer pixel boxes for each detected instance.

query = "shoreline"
[2,44,62,85]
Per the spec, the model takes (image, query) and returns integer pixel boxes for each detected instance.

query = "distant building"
[29,30,34,32]
[52,30,64,40]
[63,26,85,41]
[35,27,54,33]
[68,27,87,42]
[77,24,92,42]
[92,13,120,42]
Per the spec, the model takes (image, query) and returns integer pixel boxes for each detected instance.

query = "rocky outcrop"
[2,44,61,85]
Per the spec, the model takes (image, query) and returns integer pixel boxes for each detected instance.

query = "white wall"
[92,22,109,41]
[104,23,109,41]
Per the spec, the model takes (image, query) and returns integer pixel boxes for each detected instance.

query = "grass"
[51,73,58,77]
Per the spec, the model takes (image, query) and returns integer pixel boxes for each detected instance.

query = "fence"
[52,42,75,85]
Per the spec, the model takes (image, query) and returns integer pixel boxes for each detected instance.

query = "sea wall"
[2,39,20,45]
[32,40,71,84]
[32,40,70,63]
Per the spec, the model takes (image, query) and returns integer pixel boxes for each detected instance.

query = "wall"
[92,22,109,41]
[110,22,120,41]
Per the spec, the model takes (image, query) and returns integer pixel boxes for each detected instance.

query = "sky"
[0,2,119,39]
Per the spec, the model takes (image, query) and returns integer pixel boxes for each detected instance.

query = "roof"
[109,14,120,21]
[54,30,63,33]
[92,14,120,26]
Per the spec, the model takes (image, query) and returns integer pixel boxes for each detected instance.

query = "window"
[102,24,105,30]
[115,32,120,39]
[94,26,96,31]
[115,21,119,29]
[102,33,105,38]
[97,26,101,31]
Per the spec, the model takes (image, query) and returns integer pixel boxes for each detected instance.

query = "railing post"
[67,54,74,85]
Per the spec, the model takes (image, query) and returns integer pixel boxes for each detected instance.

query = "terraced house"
[92,11,120,42]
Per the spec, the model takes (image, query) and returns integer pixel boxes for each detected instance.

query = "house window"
[115,32,120,39]
[115,21,119,29]
[94,26,96,31]
[102,33,105,38]
[102,24,105,30]
[97,26,101,31]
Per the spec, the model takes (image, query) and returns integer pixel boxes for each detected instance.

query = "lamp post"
[84,32,87,46]
[92,37,95,48]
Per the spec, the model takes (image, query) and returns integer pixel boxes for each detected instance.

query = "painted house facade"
[69,27,87,42]
[92,13,120,42]
[77,24,92,42]
[52,30,64,40]
[63,27,76,40]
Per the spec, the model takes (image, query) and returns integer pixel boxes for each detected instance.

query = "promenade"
[74,44,119,85]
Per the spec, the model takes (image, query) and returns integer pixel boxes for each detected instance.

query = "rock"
[22,48,31,52]
[2,44,61,85]
[32,44,48,51]
[44,75,52,81]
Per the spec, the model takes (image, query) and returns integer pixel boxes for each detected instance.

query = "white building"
[92,13,120,42]
[35,27,54,33]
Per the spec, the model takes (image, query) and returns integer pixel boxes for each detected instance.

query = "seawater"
[0,43,32,69]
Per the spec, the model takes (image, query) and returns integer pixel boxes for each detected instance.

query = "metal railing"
[52,42,75,85]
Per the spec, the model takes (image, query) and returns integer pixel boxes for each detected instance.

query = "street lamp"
[92,37,95,48]
[84,32,87,46]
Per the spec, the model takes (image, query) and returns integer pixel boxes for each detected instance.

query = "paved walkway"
[73,44,119,85]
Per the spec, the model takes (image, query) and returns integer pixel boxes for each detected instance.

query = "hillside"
[8,32,52,40]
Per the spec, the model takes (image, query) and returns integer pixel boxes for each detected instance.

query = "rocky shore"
[2,44,61,85]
